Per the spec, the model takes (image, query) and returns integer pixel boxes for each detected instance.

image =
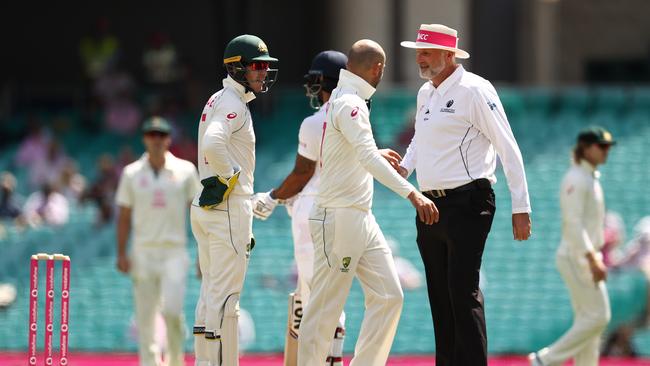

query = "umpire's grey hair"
[347,39,385,71]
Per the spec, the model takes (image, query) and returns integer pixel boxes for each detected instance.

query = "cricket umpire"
[399,24,532,366]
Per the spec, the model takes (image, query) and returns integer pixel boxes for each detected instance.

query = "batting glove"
[252,190,278,220]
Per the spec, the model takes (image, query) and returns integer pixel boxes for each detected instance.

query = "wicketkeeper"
[190,34,278,366]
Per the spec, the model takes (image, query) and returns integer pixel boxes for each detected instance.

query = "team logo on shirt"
[226,112,238,120]
[350,106,359,118]
[340,257,351,272]
[440,99,456,113]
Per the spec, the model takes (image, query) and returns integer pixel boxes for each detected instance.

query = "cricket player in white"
[529,127,615,366]
[116,117,201,366]
[251,50,348,366]
[190,34,277,366]
[296,40,438,366]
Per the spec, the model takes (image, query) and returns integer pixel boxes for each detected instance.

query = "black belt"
[423,178,491,199]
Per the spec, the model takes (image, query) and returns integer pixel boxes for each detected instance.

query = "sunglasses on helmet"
[248,61,270,71]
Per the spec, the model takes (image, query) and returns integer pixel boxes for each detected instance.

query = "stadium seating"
[1,87,649,356]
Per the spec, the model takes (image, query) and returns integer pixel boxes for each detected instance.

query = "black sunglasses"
[144,131,169,138]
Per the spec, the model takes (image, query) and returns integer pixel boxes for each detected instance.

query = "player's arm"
[272,154,316,200]
[199,112,243,208]
[116,206,132,273]
[338,102,412,196]
[253,113,321,220]
[115,170,133,274]
[251,154,315,220]
[202,117,237,178]
[337,102,438,224]
[561,177,605,282]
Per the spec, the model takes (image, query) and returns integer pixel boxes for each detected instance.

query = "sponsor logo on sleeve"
[226,112,238,120]
[350,107,359,118]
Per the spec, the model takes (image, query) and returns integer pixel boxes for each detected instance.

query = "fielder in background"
[116,117,201,366]
[399,23,532,366]
[529,127,615,366]
[190,34,277,366]
[297,39,438,366]
[251,50,348,366]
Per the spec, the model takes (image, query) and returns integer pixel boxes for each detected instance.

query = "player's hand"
[512,213,531,241]
[397,166,408,178]
[586,252,608,283]
[199,170,241,209]
[407,190,439,225]
[116,254,130,274]
[252,190,278,220]
[379,149,403,171]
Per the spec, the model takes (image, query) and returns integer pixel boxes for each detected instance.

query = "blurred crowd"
[0,18,202,233]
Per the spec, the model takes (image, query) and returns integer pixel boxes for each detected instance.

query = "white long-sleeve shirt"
[557,160,605,258]
[296,103,326,196]
[193,76,256,205]
[401,65,531,213]
[317,69,415,211]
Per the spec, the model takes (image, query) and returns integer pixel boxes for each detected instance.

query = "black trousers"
[416,185,496,366]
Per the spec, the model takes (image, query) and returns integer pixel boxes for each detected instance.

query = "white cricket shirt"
[401,65,531,213]
[317,69,415,211]
[116,152,200,247]
[557,160,605,258]
[194,75,256,205]
[296,104,326,196]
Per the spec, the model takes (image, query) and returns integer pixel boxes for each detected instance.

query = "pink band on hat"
[416,30,457,48]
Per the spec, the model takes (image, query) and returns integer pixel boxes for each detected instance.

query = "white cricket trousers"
[131,246,190,366]
[298,206,403,366]
[538,254,611,366]
[291,195,317,300]
[190,195,253,366]
[291,195,345,351]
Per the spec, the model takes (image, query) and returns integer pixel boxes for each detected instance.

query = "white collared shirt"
[296,103,327,196]
[401,65,531,213]
[194,76,256,204]
[116,152,200,247]
[557,160,605,258]
[317,69,415,211]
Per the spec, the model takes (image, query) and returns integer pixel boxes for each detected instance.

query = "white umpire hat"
[400,24,470,59]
